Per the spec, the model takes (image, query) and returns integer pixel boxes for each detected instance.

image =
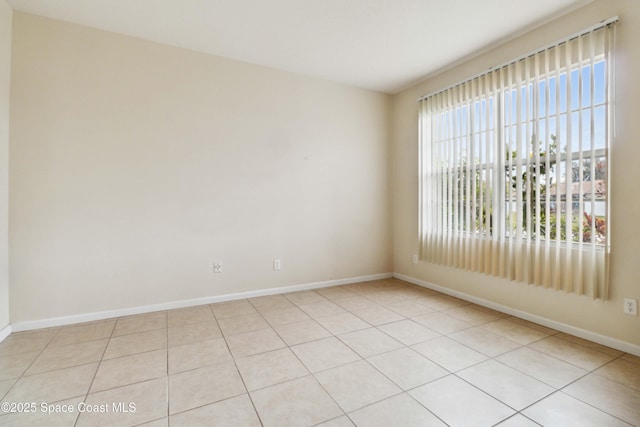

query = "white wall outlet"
[273,259,281,271]
[213,261,223,274]
[412,254,418,264]
[623,298,637,316]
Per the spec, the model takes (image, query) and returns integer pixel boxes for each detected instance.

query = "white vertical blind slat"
[514,59,524,283]
[588,30,597,297]
[553,43,563,290]
[577,35,585,295]
[533,53,542,286]
[524,55,533,284]
[543,47,552,289]
[564,37,574,293]
[484,74,492,274]
[465,82,472,270]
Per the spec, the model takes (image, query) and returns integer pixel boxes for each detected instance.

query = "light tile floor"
[0,279,639,426]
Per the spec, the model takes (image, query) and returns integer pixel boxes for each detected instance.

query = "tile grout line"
[0,327,61,410]
[164,309,170,426]
[229,297,267,427]
[74,320,117,427]
[268,291,351,424]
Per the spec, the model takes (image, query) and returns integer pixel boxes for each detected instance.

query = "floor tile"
[91,349,166,392]
[211,300,258,318]
[340,283,376,294]
[0,396,82,427]
[291,337,361,373]
[168,338,232,374]
[458,359,554,410]
[412,336,487,372]
[410,375,514,427]
[248,295,293,313]
[367,347,448,390]
[170,394,261,427]
[415,294,468,311]
[348,393,446,427]
[2,363,97,404]
[217,314,269,336]
[470,305,511,318]
[450,328,521,357]
[523,392,631,427]
[112,312,167,337]
[251,376,342,427]
[260,306,310,326]
[169,361,245,415]
[595,358,640,391]
[412,312,473,334]
[167,305,215,327]
[506,317,558,335]
[386,300,436,317]
[284,291,327,305]
[0,378,16,399]
[273,319,331,346]
[167,320,222,347]
[554,333,624,357]
[136,418,168,427]
[0,330,57,356]
[104,329,167,359]
[225,328,286,358]
[396,286,437,299]
[315,415,355,427]
[26,339,107,375]
[495,414,541,426]
[334,297,378,312]
[481,318,549,345]
[235,348,309,391]
[315,287,356,300]
[299,301,346,318]
[315,313,370,335]
[0,351,39,380]
[50,321,115,347]
[315,360,401,412]
[377,320,439,345]
[364,292,407,306]
[338,328,403,358]
[563,373,640,425]
[621,353,640,366]
[351,307,404,326]
[528,335,616,370]
[444,306,502,326]
[496,346,587,388]
[77,377,167,427]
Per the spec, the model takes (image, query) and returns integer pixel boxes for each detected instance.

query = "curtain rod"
[417,16,619,102]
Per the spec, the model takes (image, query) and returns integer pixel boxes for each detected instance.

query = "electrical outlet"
[623,298,638,316]
[412,254,418,264]
[213,261,223,274]
[273,259,281,271]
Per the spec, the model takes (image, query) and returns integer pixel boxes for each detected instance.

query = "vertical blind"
[418,20,616,299]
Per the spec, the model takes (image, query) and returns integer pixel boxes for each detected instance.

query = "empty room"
[0,0,639,426]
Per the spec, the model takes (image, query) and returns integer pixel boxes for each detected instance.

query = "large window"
[418,21,616,298]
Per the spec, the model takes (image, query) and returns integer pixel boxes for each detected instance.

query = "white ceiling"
[7,0,590,93]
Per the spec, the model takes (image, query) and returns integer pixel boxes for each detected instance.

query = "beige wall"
[393,0,640,347]
[9,13,392,323]
[0,0,12,331]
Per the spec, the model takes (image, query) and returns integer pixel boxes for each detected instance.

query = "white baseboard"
[0,324,11,343]
[394,273,640,357]
[10,272,393,332]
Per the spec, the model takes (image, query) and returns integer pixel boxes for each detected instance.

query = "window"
[418,21,616,298]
